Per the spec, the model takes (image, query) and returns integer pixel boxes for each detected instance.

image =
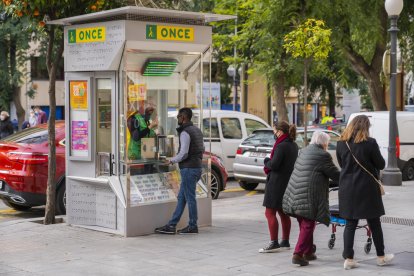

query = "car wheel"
[201,169,221,200]
[239,181,259,191]
[3,200,31,211]
[56,183,66,215]
[402,160,414,181]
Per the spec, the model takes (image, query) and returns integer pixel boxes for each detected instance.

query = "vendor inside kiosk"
[51,7,235,237]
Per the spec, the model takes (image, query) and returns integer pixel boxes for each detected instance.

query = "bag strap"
[345,141,383,187]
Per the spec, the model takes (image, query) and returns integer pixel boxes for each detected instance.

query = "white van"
[348,111,414,180]
[168,110,270,176]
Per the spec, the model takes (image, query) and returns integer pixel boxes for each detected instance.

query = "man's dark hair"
[178,107,192,120]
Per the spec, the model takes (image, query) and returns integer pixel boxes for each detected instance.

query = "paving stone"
[0,181,413,275]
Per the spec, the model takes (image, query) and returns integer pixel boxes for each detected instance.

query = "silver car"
[233,128,340,190]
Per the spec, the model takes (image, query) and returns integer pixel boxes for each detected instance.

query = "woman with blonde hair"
[336,115,393,269]
[260,121,298,253]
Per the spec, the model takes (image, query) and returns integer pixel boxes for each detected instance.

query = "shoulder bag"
[345,141,385,196]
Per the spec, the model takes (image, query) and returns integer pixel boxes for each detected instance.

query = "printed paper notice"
[70,81,88,110]
[71,121,89,155]
[128,84,146,102]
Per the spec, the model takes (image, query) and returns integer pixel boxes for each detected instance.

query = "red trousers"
[265,208,291,241]
[294,216,316,256]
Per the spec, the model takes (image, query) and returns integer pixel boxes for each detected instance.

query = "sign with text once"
[146,24,194,42]
[68,27,106,44]
[65,22,124,71]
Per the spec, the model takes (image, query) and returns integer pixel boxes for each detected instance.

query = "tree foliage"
[2,0,126,224]
[283,19,332,61]
[284,18,331,138]
[0,14,32,125]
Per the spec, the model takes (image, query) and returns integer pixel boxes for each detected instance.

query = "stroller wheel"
[328,238,335,249]
[364,241,372,254]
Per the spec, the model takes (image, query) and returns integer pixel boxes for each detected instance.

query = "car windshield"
[0,127,48,144]
[242,130,274,147]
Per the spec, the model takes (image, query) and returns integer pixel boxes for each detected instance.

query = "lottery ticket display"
[130,171,208,206]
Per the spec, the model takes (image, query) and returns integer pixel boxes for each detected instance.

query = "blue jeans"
[168,168,202,228]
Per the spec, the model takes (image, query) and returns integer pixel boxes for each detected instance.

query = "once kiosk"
[50,7,235,237]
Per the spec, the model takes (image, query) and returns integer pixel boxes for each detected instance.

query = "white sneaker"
[377,254,394,266]
[344,259,358,270]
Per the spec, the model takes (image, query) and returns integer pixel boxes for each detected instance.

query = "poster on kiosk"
[48,7,235,236]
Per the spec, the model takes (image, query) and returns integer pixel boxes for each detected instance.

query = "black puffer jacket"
[283,144,340,226]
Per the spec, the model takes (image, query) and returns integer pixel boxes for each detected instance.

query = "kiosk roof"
[48,6,236,26]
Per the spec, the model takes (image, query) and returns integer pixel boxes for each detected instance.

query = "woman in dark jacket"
[260,121,298,253]
[283,131,340,266]
[336,115,393,270]
[0,111,14,139]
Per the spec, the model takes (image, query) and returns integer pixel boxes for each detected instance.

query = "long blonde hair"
[340,115,370,143]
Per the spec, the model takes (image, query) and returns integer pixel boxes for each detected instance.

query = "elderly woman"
[0,111,14,139]
[283,131,340,266]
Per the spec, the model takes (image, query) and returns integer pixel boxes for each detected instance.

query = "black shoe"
[155,224,176,234]
[178,226,198,234]
[292,254,309,266]
[280,240,290,249]
[259,241,280,253]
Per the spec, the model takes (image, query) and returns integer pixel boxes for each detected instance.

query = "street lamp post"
[227,65,238,111]
[383,0,403,186]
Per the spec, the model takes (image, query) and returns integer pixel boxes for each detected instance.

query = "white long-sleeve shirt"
[170,131,190,164]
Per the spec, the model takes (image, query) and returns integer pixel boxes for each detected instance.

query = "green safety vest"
[128,114,156,159]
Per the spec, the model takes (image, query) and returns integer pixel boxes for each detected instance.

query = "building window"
[30,56,64,80]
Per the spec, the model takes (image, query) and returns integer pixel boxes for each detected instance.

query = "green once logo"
[68,30,76,43]
[146,25,157,39]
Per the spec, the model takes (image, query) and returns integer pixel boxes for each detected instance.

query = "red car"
[0,122,227,213]
[0,122,66,213]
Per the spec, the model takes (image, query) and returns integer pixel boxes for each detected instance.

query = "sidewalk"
[0,181,413,276]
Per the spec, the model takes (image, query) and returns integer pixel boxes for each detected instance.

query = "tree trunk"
[367,70,386,111]
[272,74,288,123]
[328,79,336,116]
[44,27,64,225]
[11,87,25,129]
[343,7,388,111]
[0,39,10,111]
[345,49,387,111]
[9,38,26,129]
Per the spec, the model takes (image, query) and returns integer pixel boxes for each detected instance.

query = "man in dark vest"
[155,107,204,234]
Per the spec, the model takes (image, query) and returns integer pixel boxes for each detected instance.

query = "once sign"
[146,25,194,42]
[68,27,106,44]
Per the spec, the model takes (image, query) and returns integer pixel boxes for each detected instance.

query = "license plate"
[250,152,267,158]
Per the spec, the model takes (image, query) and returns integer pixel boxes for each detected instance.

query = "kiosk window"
[96,79,112,154]
[221,118,242,139]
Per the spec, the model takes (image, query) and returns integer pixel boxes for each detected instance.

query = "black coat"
[336,138,386,219]
[283,144,340,226]
[0,118,14,139]
[263,139,298,209]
